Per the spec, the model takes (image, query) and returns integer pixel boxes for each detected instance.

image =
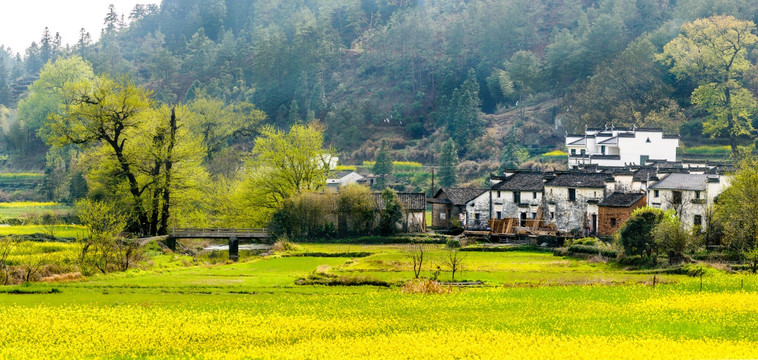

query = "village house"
[647,173,726,229]
[543,172,614,234]
[597,192,647,236]
[374,192,427,233]
[428,188,487,229]
[488,171,546,223]
[566,127,679,168]
[326,170,365,191]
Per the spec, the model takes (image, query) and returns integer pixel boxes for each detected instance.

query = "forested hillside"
[2,0,758,174]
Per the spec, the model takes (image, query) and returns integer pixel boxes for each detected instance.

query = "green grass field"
[1,244,757,359]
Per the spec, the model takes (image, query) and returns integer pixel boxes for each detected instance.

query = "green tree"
[379,188,402,236]
[229,123,334,227]
[658,16,758,153]
[0,57,10,106]
[619,207,666,257]
[715,153,758,252]
[507,50,540,109]
[438,140,458,187]
[499,130,529,173]
[652,212,691,265]
[445,69,485,150]
[373,139,393,189]
[17,56,96,151]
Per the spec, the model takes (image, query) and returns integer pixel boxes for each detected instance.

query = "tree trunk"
[158,108,178,235]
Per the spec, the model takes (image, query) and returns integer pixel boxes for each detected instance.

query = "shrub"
[619,207,666,257]
[568,245,618,258]
[446,239,461,249]
[272,239,298,252]
[401,279,452,294]
[295,272,391,287]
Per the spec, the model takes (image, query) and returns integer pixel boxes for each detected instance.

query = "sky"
[0,0,161,56]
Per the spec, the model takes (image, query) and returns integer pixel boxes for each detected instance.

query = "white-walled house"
[490,172,545,221]
[647,173,728,229]
[326,170,365,190]
[566,128,679,168]
[544,173,614,234]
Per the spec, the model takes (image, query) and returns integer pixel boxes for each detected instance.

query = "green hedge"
[568,244,618,258]
[301,235,447,244]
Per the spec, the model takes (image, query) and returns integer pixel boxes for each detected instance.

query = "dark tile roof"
[598,192,646,208]
[545,173,610,188]
[430,188,487,206]
[492,172,545,191]
[648,173,717,191]
[374,192,426,211]
[632,168,657,182]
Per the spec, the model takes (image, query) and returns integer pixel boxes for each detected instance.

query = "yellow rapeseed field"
[1,287,758,359]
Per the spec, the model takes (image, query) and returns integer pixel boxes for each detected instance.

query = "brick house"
[597,192,647,236]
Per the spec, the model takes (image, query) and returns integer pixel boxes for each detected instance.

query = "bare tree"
[0,237,15,285]
[445,249,465,282]
[22,252,47,283]
[408,243,425,279]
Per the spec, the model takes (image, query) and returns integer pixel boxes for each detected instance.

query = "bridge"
[165,228,270,262]
[171,228,269,239]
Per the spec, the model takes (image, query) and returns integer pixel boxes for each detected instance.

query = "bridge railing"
[171,228,268,237]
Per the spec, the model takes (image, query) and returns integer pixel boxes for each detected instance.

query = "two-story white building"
[647,173,728,229]
[566,128,679,168]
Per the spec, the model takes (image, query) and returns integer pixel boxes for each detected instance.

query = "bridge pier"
[166,237,177,251]
[228,236,239,262]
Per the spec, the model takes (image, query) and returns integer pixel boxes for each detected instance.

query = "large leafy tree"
[658,16,758,153]
[715,153,758,252]
[45,75,207,235]
[227,123,334,227]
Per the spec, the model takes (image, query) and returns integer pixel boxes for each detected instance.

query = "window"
[601,146,606,155]
[496,211,502,219]
[550,212,555,220]
[672,191,682,205]
[610,218,617,227]
[514,191,521,204]
[571,149,576,155]
[533,192,537,199]
[654,190,659,198]
[475,213,480,220]
[497,191,501,198]
[646,138,651,143]
[695,191,701,199]
[694,215,702,226]
[568,188,576,201]
[580,149,586,156]
[531,212,537,219]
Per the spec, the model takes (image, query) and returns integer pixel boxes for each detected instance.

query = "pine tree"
[104,4,119,34]
[0,57,10,107]
[373,139,393,189]
[446,69,484,150]
[438,139,458,187]
[499,130,529,174]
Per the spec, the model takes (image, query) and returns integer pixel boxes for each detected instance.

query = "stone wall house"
[428,188,487,229]
[597,192,647,236]
[375,192,427,233]
[490,172,546,223]
[463,191,493,230]
[647,173,727,230]
[544,172,614,234]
